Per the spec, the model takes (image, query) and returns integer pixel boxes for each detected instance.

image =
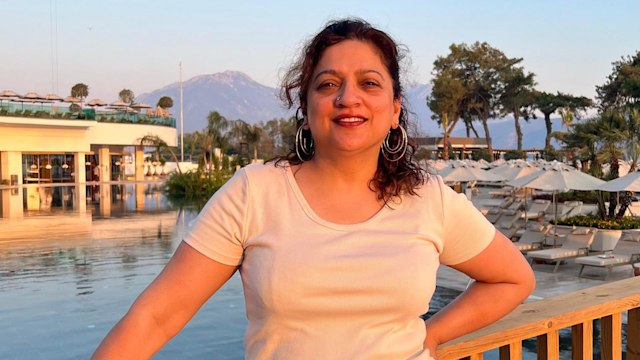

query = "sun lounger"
[513,223,550,253]
[528,227,596,272]
[495,210,523,239]
[590,229,622,253]
[522,199,551,220]
[543,225,575,247]
[507,199,524,211]
[576,242,640,279]
[545,200,583,222]
[484,208,502,223]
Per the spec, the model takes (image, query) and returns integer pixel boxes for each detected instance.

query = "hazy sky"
[2,0,638,102]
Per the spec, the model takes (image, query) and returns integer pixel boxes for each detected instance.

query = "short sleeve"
[183,169,248,266]
[437,176,495,265]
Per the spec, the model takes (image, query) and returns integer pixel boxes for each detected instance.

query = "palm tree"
[137,134,182,174]
[202,111,229,172]
[231,120,263,163]
[71,83,89,107]
[623,108,640,171]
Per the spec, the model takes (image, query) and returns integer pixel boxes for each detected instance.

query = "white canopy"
[598,170,640,192]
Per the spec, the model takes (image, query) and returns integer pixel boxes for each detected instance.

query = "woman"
[93,18,534,359]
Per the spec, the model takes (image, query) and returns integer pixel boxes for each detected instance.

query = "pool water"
[0,184,620,359]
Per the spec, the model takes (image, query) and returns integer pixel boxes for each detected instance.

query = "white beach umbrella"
[490,161,539,181]
[87,98,107,107]
[508,164,605,242]
[0,90,21,108]
[64,96,82,103]
[438,163,506,183]
[43,93,63,101]
[508,165,605,192]
[109,100,129,107]
[598,170,640,192]
[131,102,151,110]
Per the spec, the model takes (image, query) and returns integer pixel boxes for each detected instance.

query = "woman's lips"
[333,116,367,126]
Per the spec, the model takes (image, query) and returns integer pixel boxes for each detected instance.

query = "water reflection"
[0,184,204,360]
[0,183,169,220]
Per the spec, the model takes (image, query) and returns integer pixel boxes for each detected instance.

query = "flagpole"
[179,61,184,162]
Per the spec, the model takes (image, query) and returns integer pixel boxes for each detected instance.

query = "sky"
[2,0,639,103]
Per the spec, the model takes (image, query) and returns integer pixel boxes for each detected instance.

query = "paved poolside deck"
[437,185,640,300]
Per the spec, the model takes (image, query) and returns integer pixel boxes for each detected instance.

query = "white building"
[0,112,176,218]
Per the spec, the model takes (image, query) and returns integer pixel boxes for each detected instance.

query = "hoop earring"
[295,125,315,161]
[381,126,407,162]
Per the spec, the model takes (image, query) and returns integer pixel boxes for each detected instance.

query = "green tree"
[201,111,229,172]
[429,42,521,158]
[71,83,89,106]
[499,65,536,151]
[262,117,296,157]
[427,68,466,160]
[230,120,263,163]
[137,134,182,174]
[157,96,174,109]
[596,50,640,110]
[118,89,135,104]
[533,91,593,152]
[623,109,640,171]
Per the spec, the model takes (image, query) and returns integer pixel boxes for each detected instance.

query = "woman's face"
[305,39,401,160]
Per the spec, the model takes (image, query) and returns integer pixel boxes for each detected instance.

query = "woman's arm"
[92,241,237,359]
[423,230,535,357]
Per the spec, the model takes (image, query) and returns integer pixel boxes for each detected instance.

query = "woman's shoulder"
[241,161,287,176]
[237,161,290,187]
[415,172,446,195]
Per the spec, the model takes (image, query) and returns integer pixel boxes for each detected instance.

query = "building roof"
[416,137,488,149]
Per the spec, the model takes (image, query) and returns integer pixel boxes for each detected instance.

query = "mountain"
[138,70,566,149]
[137,71,291,133]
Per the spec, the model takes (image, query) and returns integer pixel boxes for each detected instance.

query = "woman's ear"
[392,97,402,128]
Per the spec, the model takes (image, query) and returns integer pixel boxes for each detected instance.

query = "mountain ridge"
[137,70,566,150]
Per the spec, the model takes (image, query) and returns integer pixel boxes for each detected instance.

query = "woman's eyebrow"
[313,69,385,81]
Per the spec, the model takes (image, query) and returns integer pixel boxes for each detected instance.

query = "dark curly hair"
[276,18,424,202]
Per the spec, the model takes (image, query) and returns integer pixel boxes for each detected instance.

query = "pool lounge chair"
[522,199,551,220]
[513,223,550,253]
[545,200,583,222]
[528,228,596,272]
[576,243,640,280]
[494,210,523,239]
[484,208,503,223]
[543,225,576,247]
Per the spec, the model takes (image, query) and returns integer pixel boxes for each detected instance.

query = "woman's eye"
[363,80,380,88]
[319,82,337,89]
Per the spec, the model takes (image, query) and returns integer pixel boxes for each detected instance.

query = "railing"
[0,104,175,127]
[437,276,640,360]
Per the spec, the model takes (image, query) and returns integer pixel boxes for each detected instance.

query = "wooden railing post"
[537,330,559,360]
[628,308,640,360]
[571,320,593,360]
[601,313,622,360]
[499,341,522,359]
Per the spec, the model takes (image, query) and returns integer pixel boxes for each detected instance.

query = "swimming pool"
[0,184,601,359]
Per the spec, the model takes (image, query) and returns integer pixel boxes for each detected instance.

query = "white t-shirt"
[184,162,495,360]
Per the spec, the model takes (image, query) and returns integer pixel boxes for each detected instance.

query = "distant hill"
[137,71,291,133]
[138,70,567,149]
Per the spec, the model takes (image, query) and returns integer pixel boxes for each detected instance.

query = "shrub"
[504,150,526,160]
[533,190,602,204]
[164,170,232,198]
[471,149,492,162]
[554,214,640,230]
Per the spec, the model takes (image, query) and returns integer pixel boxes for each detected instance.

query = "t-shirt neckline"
[283,164,392,231]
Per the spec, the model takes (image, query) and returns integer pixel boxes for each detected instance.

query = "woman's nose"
[335,82,361,107]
